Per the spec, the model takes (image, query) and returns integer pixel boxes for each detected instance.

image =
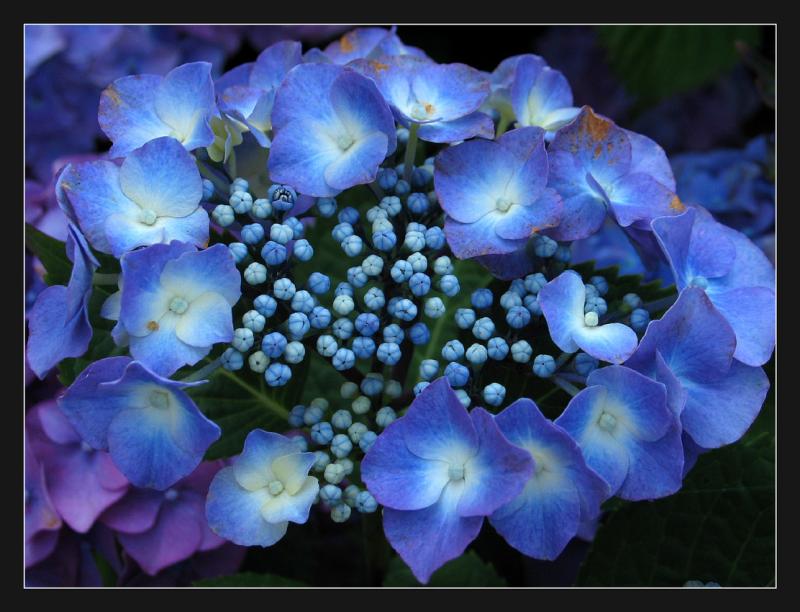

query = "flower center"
[598,412,617,433]
[149,390,170,410]
[496,197,514,213]
[448,464,465,481]
[169,296,189,315]
[584,311,599,327]
[267,480,285,496]
[409,101,434,121]
[690,275,708,289]
[139,208,158,226]
[337,133,354,151]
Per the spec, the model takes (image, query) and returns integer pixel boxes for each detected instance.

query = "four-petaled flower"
[205,430,319,547]
[510,54,580,135]
[361,378,534,583]
[58,356,221,490]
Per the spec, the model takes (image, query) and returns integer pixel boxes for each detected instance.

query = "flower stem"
[92,272,119,286]
[403,122,420,182]
[552,375,581,397]
[181,357,222,383]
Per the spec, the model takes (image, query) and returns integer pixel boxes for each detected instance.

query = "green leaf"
[190,356,309,460]
[25,223,72,286]
[577,393,774,587]
[383,551,507,587]
[597,26,762,106]
[193,571,307,587]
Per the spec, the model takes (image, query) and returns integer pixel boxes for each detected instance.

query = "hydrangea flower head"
[99,62,216,159]
[625,288,770,450]
[652,206,775,366]
[25,428,62,567]
[547,106,681,240]
[436,127,562,259]
[205,430,319,547]
[538,270,638,363]
[489,398,608,559]
[352,55,494,143]
[361,377,533,583]
[556,365,683,500]
[322,27,426,65]
[58,356,221,490]
[268,63,397,197]
[115,241,240,376]
[27,223,98,378]
[59,137,207,257]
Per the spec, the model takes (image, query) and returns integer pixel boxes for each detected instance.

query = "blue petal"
[206,466,288,547]
[545,191,607,241]
[410,62,489,123]
[708,286,775,367]
[416,112,494,143]
[537,270,584,353]
[329,68,396,155]
[232,430,299,491]
[444,214,523,259]
[214,62,253,92]
[382,480,483,584]
[270,62,340,131]
[474,247,536,281]
[608,172,681,229]
[249,40,303,91]
[174,292,234,349]
[154,62,216,151]
[680,359,769,448]
[57,356,133,449]
[494,188,562,241]
[103,215,165,257]
[323,131,389,191]
[119,136,203,218]
[98,74,170,159]
[511,57,575,131]
[625,129,676,190]
[457,407,533,517]
[400,377,478,464]
[268,118,342,197]
[361,419,450,511]
[60,160,138,255]
[158,243,241,306]
[127,312,210,377]
[103,362,220,489]
[260,477,319,524]
[572,321,638,364]
[618,423,683,501]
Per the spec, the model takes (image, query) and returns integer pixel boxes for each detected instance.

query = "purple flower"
[352,55,494,143]
[99,62,217,159]
[652,206,775,366]
[27,224,99,379]
[102,461,232,575]
[27,400,129,533]
[509,54,579,134]
[25,428,62,567]
[489,398,608,559]
[58,356,221,490]
[361,378,533,583]
[538,270,639,364]
[59,137,208,258]
[625,288,770,450]
[436,127,562,261]
[547,106,682,241]
[556,366,684,500]
[268,63,397,197]
[113,241,241,376]
[321,27,427,65]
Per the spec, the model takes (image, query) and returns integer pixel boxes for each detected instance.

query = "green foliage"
[193,571,306,587]
[190,356,309,460]
[597,26,762,106]
[25,224,72,286]
[383,551,507,587]
[577,391,774,587]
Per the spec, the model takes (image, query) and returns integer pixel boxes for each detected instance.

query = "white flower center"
[139,208,158,225]
[496,197,514,213]
[267,480,285,496]
[169,296,189,315]
[337,133,354,151]
[149,390,170,410]
[584,311,599,327]
[598,412,617,433]
[448,464,465,481]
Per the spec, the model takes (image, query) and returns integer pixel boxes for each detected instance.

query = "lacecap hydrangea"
[26,26,774,585]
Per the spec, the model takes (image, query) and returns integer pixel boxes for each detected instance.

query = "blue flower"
[353,55,494,143]
[59,137,207,257]
[321,27,427,65]
[361,378,533,583]
[268,63,397,197]
[547,107,682,241]
[625,288,770,450]
[437,127,562,259]
[27,224,98,378]
[206,429,319,547]
[489,398,608,558]
[652,206,775,366]
[114,241,241,376]
[99,62,216,159]
[509,55,580,135]
[538,270,638,363]
[58,356,220,490]
[556,366,683,500]
[216,41,302,148]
